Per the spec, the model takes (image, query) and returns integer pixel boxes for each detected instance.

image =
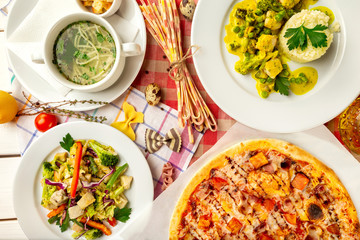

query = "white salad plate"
[5,0,146,111]
[192,0,360,133]
[13,122,154,240]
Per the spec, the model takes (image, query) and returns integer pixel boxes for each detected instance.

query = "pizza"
[169,139,360,240]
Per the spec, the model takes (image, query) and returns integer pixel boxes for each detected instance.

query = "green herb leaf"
[304,24,328,48]
[60,133,74,152]
[107,35,114,43]
[274,77,290,96]
[114,207,132,223]
[81,53,89,60]
[60,210,70,232]
[96,32,105,43]
[82,73,89,80]
[73,50,80,58]
[285,24,328,51]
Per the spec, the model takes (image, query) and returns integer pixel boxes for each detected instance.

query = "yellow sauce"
[224,0,256,58]
[311,6,335,24]
[301,0,318,9]
[289,67,318,95]
[234,0,256,10]
[252,71,275,98]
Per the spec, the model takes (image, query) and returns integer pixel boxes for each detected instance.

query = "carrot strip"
[47,203,66,218]
[80,218,112,236]
[70,142,82,199]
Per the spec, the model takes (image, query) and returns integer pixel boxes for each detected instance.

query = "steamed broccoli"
[41,183,57,209]
[72,229,103,240]
[235,8,247,19]
[41,162,57,209]
[257,0,283,13]
[84,229,103,240]
[88,141,119,167]
[42,162,54,179]
[257,0,270,12]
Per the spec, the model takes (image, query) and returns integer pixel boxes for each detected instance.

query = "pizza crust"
[169,138,359,239]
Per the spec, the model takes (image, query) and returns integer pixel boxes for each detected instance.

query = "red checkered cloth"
[131,14,235,163]
[131,2,360,163]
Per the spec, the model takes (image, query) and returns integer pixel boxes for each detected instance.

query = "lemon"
[0,90,18,124]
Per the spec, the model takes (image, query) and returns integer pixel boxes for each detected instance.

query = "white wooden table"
[1,3,359,240]
[0,8,27,238]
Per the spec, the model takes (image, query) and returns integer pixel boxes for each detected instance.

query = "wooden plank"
[0,157,21,219]
[0,33,12,91]
[0,220,27,239]
[0,33,20,156]
[0,123,19,155]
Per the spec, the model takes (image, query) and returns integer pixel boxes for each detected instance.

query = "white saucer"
[5,0,146,111]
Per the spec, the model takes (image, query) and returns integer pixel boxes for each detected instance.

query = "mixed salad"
[41,133,133,239]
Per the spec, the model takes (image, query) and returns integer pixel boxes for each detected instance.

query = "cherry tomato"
[34,113,57,132]
[107,217,117,227]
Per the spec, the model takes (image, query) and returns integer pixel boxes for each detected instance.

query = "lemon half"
[0,90,18,124]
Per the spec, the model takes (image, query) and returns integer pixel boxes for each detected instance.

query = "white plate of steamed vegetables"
[13,122,153,239]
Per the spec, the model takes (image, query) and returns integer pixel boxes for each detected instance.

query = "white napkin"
[6,0,139,95]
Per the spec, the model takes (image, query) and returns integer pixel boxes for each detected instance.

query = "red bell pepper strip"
[107,217,117,227]
[70,142,82,199]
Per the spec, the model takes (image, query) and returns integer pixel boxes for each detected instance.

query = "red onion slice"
[45,179,67,190]
[81,168,115,189]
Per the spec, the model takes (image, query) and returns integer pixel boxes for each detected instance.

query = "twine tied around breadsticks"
[167,45,217,143]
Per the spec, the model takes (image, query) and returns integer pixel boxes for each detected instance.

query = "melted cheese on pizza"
[172,148,360,240]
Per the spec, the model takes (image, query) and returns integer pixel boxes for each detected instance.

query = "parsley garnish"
[107,35,114,43]
[96,32,105,43]
[82,53,89,60]
[285,23,328,51]
[60,133,74,152]
[73,50,81,58]
[60,210,70,232]
[89,66,95,73]
[114,207,132,223]
[51,209,70,232]
[274,77,290,96]
[82,73,89,80]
